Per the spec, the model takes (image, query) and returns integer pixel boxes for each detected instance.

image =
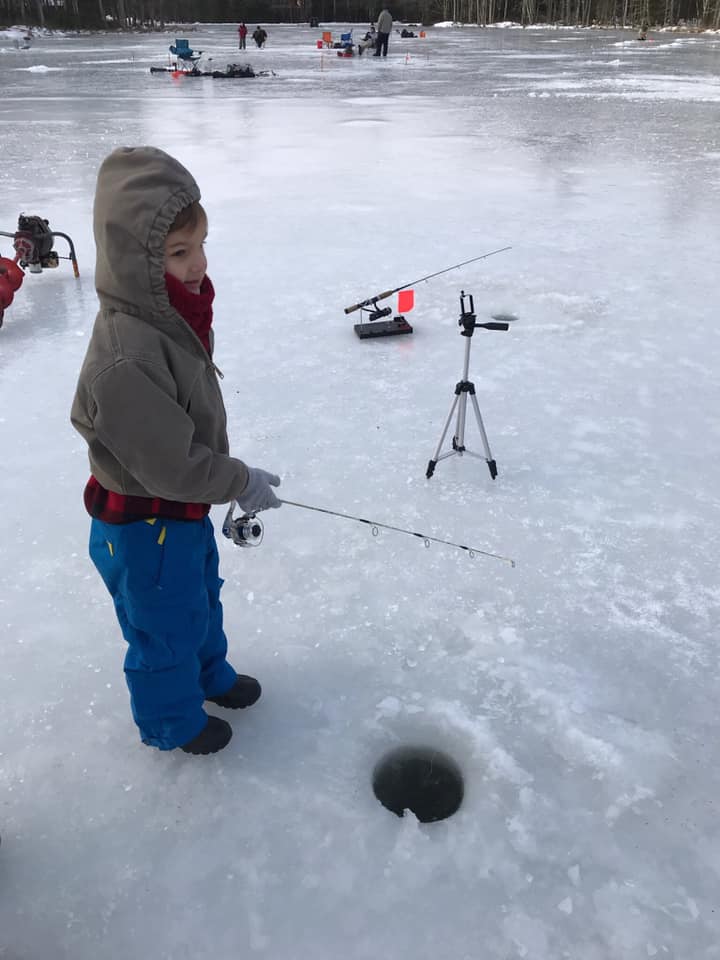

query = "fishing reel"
[222,501,264,548]
[362,303,393,322]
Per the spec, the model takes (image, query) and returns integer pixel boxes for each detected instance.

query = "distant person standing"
[253,26,268,48]
[238,22,248,49]
[374,8,392,57]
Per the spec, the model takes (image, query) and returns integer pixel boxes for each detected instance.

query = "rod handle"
[344,289,394,314]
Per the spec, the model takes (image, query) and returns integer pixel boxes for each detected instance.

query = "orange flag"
[397,289,414,313]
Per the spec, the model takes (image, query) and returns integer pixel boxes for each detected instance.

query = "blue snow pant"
[89,516,237,750]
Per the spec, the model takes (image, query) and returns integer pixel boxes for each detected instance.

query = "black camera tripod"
[426,291,514,480]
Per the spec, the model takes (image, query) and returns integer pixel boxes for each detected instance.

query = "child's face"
[164,217,207,294]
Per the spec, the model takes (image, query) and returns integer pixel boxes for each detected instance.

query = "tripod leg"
[426,394,460,478]
[453,391,468,452]
[469,392,497,479]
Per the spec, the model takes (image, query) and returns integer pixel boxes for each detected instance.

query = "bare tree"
[1,0,718,35]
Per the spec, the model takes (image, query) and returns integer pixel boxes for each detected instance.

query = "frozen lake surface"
[1,22,720,960]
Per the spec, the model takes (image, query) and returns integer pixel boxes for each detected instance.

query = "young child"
[71,146,281,755]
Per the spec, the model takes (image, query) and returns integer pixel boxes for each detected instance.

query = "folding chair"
[169,38,202,67]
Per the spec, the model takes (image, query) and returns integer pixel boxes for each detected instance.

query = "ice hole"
[372,745,464,823]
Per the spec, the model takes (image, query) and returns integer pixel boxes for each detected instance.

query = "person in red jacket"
[0,257,24,329]
[238,22,248,49]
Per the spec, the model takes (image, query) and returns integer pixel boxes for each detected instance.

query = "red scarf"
[165,272,215,354]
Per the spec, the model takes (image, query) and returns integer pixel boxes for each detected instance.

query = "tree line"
[2,0,718,32]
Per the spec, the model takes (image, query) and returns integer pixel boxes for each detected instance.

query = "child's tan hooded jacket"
[71,146,249,504]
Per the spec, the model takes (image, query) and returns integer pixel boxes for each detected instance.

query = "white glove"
[236,467,281,513]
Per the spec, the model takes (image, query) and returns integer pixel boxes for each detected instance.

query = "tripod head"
[459,290,513,336]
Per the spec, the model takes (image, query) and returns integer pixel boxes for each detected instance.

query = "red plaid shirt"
[84,477,210,523]
[85,273,215,525]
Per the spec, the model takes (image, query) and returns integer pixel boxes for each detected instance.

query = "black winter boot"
[180,716,232,755]
[207,674,261,710]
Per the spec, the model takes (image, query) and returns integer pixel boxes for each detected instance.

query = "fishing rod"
[343,246,512,315]
[223,498,516,567]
